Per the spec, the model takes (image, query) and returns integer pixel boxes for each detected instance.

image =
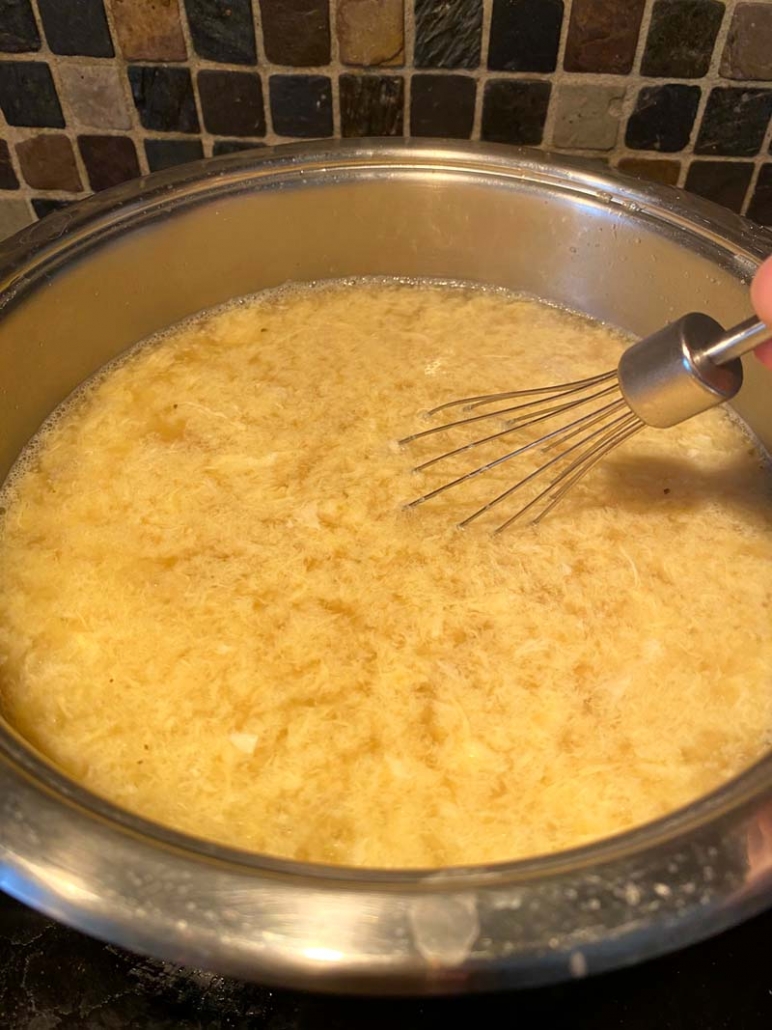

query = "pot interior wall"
[0,170,770,484]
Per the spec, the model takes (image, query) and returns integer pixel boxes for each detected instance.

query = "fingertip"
[754,337,772,371]
[750,254,772,329]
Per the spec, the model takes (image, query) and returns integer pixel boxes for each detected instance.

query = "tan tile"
[337,0,404,67]
[552,85,625,151]
[109,0,187,61]
[58,65,131,130]
[0,197,32,241]
[17,134,82,192]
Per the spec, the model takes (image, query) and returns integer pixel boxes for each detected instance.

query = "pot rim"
[1,139,772,993]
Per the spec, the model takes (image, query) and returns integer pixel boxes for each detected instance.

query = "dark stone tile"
[212,139,266,155]
[414,0,482,69]
[617,157,681,185]
[721,2,772,81]
[16,133,81,191]
[269,75,333,137]
[37,0,113,58]
[112,0,187,61]
[481,79,551,145]
[684,159,753,212]
[79,134,141,192]
[625,84,700,152]
[339,74,404,137]
[145,137,204,172]
[184,0,256,65]
[488,0,563,73]
[260,0,330,66]
[747,163,772,225]
[0,0,41,53]
[564,0,646,74]
[129,66,199,134]
[694,87,772,156]
[410,74,475,138]
[641,0,724,78]
[0,139,18,188]
[32,197,71,219]
[0,61,64,127]
[198,71,265,137]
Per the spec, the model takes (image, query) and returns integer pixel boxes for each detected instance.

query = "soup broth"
[1,281,770,867]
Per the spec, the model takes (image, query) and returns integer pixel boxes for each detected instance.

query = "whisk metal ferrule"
[617,313,743,429]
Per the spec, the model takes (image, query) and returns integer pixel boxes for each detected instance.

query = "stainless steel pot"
[1,141,771,996]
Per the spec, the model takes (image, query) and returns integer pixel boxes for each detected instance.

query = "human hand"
[750,255,772,369]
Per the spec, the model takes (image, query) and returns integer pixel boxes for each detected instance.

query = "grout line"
[631,0,656,77]
[471,0,494,141]
[679,0,733,180]
[100,0,152,175]
[328,0,341,138]
[46,61,92,191]
[743,113,772,217]
[710,1,763,215]
[707,0,735,80]
[673,0,734,188]
[558,0,573,72]
[401,0,413,67]
[4,42,772,89]
[677,83,713,184]
[542,0,574,147]
[252,0,275,140]
[616,0,656,166]
[252,0,267,66]
[26,0,48,55]
[404,0,415,135]
[176,0,209,151]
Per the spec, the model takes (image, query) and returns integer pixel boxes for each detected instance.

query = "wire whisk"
[399,311,771,532]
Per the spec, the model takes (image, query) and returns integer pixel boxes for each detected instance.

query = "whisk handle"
[701,316,771,365]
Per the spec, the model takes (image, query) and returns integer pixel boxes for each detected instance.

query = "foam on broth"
[0,280,771,867]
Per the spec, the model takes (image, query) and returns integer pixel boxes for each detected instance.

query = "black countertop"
[2,892,772,1029]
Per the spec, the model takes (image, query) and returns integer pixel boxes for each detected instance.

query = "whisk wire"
[401,373,619,448]
[404,395,628,511]
[401,371,645,530]
[425,370,618,416]
[495,417,644,532]
[409,384,622,473]
[458,408,636,529]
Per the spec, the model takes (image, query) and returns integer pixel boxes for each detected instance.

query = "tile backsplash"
[0,0,771,242]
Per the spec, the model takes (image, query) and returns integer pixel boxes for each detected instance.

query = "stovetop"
[2,892,772,1029]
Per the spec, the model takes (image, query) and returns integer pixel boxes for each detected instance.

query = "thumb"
[750,255,772,369]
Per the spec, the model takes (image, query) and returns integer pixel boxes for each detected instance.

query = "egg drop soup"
[1,281,771,867]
